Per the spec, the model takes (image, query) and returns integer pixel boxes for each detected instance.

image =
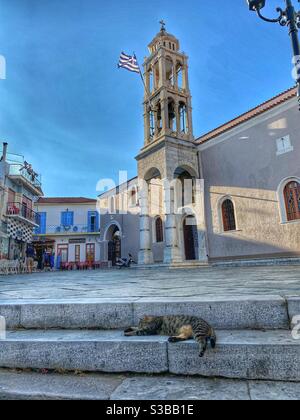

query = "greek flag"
[118,52,140,74]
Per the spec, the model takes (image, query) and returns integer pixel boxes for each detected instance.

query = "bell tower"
[136,23,207,267]
[143,21,194,145]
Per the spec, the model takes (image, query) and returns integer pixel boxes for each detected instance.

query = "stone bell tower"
[136,23,207,266]
[142,21,194,145]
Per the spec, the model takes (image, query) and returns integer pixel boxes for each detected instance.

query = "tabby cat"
[124,315,216,358]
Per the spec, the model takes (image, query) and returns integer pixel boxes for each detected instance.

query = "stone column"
[183,61,189,91]
[144,105,150,145]
[163,182,182,264]
[175,100,181,136]
[187,98,194,140]
[173,62,178,88]
[138,182,154,265]
[161,97,169,136]
[158,52,166,89]
[194,179,208,263]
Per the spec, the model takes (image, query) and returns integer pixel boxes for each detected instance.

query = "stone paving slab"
[0,370,299,400]
[0,329,299,381]
[110,376,250,400]
[0,370,124,400]
[0,265,300,302]
[249,380,300,401]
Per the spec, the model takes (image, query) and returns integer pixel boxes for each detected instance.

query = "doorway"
[107,226,121,266]
[86,243,95,263]
[183,216,198,261]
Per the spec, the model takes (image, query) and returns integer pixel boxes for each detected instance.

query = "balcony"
[8,164,42,195]
[6,202,40,227]
[36,224,100,236]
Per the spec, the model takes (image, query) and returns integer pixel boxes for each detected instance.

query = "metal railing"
[8,164,42,189]
[39,224,100,235]
[6,202,40,225]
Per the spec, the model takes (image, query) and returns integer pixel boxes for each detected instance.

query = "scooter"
[116,254,137,269]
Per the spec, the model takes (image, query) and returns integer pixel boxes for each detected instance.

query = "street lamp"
[247,0,300,109]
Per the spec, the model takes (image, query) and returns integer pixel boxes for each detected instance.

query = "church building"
[98,25,300,266]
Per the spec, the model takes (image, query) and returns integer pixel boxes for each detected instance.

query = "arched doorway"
[106,225,122,266]
[183,215,198,261]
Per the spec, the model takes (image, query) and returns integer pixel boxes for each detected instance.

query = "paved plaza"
[0,265,299,302]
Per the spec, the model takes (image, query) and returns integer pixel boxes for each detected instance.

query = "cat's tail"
[209,328,217,349]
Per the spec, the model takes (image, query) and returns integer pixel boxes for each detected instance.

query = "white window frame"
[217,195,239,234]
[152,215,164,244]
[277,176,300,224]
[276,135,293,156]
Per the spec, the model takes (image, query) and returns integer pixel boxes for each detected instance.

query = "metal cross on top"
[159,20,166,32]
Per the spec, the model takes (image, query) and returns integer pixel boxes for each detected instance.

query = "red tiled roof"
[197,87,297,145]
[37,197,97,204]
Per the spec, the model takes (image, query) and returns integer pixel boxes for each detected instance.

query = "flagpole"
[134,53,153,112]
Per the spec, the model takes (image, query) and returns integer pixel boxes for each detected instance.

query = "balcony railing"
[6,202,40,226]
[8,164,42,189]
[38,224,100,235]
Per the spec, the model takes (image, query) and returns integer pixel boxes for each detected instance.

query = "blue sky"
[0,0,296,197]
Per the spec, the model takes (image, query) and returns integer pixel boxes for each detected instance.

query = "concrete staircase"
[0,296,299,382]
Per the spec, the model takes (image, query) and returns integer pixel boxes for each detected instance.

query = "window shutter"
[61,211,74,227]
[35,212,46,234]
[95,211,99,231]
[87,211,92,232]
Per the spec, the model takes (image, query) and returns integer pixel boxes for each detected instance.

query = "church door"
[183,216,197,261]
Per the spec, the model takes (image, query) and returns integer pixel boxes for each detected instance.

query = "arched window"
[155,217,164,243]
[156,102,162,133]
[176,62,183,89]
[222,199,236,232]
[148,69,153,93]
[179,102,188,134]
[166,57,174,86]
[168,99,176,132]
[284,181,300,221]
[149,109,155,138]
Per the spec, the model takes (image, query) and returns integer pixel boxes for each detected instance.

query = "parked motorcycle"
[116,254,137,269]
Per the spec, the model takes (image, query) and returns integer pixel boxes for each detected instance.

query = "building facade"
[99,26,300,266]
[33,197,100,267]
[0,143,43,260]
[98,177,140,265]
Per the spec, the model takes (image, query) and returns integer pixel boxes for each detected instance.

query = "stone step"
[0,369,299,400]
[212,257,300,268]
[0,329,299,381]
[0,295,296,330]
